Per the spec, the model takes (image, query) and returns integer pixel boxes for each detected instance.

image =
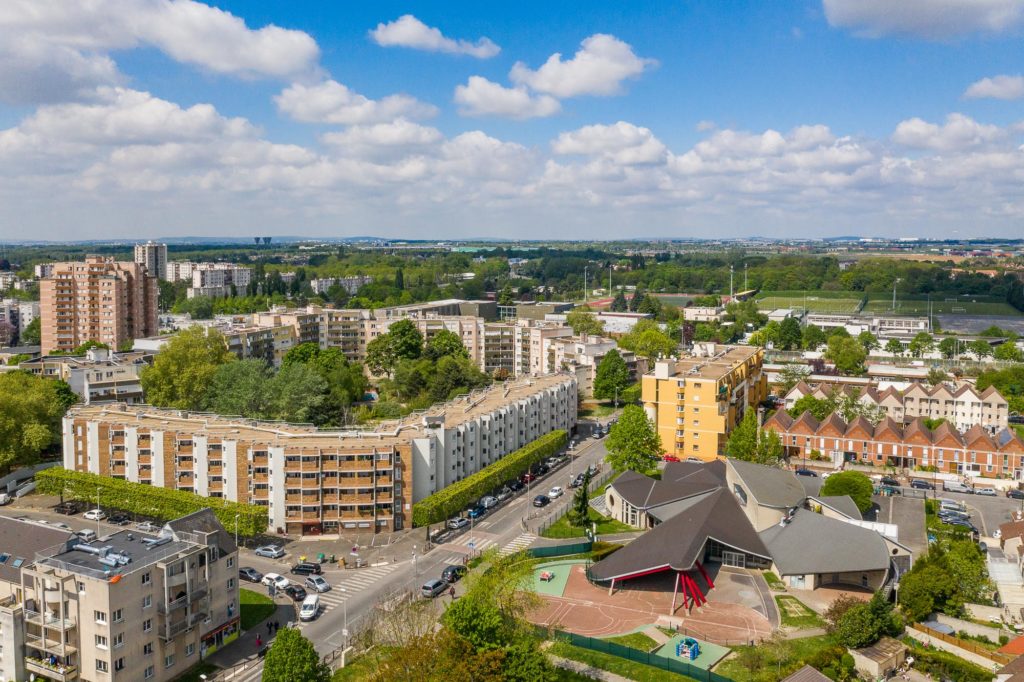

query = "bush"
[820,470,874,514]
[908,642,994,682]
[36,468,268,536]
[590,542,622,561]
[412,431,567,526]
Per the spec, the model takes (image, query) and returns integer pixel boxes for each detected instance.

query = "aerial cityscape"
[4,2,1024,682]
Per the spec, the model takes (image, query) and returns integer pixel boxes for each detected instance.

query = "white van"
[299,594,319,621]
[942,482,974,495]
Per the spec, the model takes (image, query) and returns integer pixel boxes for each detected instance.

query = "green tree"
[779,317,803,350]
[977,365,1024,414]
[857,331,879,353]
[908,332,935,358]
[884,338,904,356]
[394,267,404,290]
[938,337,958,359]
[609,289,628,312]
[725,410,783,465]
[946,539,992,603]
[262,627,330,682]
[820,470,873,514]
[427,355,491,402]
[283,344,367,426]
[5,353,31,366]
[593,349,630,401]
[568,470,592,527]
[0,372,72,471]
[825,335,867,375]
[425,329,469,361]
[19,316,40,345]
[566,308,605,336]
[801,325,827,351]
[832,591,901,649]
[497,283,514,305]
[205,360,272,417]
[605,405,662,473]
[779,365,810,392]
[968,339,992,360]
[618,321,678,360]
[365,319,424,376]
[927,367,949,386]
[995,342,1023,362]
[898,559,958,622]
[628,285,645,312]
[265,363,328,423]
[140,327,235,410]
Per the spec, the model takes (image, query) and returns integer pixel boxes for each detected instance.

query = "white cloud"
[0,0,321,103]
[453,76,561,119]
[275,80,437,125]
[964,74,1024,100]
[553,122,667,165]
[509,34,655,98]
[823,0,1024,39]
[370,15,499,58]
[323,120,442,149]
[892,113,1007,151]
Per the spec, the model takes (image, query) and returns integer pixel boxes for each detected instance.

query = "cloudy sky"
[2,0,1024,241]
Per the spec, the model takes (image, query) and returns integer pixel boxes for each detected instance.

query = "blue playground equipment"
[676,637,700,661]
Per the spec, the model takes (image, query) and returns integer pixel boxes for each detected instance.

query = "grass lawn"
[775,595,825,629]
[239,588,276,631]
[716,635,838,682]
[862,292,1023,317]
[578,402,618,419]
[548,641,700,682]
[332,646,595,681]
[541,506,634,539]
[603,631,658,652]
[174,662,218,682]
[762,571,786,591]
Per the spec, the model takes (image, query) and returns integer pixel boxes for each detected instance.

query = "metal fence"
[548,628,736,682]
[533,468,615,536]
[528,541,592,558]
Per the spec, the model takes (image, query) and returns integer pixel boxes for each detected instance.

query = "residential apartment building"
[39,257,159,355]
[765,410,1024,479]
[186,264,252,300]
[0,273,19,291]
[34,263,56,280]
[683,306,726,323]
[642,343,767,461]
[309,275,372,296]
[0,299,18,346]
[133,242,168,281]
[541,334,644,397]
[784,381,1009,431]
[63,374,577,535]
[21,347,152,404]
[21,509,238,682]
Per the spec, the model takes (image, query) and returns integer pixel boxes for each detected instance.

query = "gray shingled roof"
[589,488,771,581]
[783,665,833,682]
[609,461,724,510]
[759,509,890,576]
[166,508,236,556]
[813,494,862,520]
[728,459,806,509]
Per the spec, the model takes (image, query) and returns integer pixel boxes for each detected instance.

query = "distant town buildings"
[21,347,152,404]
[33,263,55,280]
[63,373,577,535]
[309,275,372,296]
[133,241,168,280]
[39,256,158,355]
[182,264,253,299]
[683,306,727,323]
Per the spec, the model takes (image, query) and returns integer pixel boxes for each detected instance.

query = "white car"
[83,509,106,521]
[548,486,564,499]
[261,573,289,590]
[299,594,320,621]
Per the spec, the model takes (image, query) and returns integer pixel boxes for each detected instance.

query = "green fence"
[550,629,735,682]
[527,541,592,559]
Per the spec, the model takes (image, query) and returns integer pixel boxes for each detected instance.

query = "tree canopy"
[0,372,76,471]
[262,627,330,682]
[824,335,867,375]
[725,410,783,465]
[605,405,662,473]
[140,327,236,410]
[820,470,873,514]
[365,319,424,376]
[593,349,630,401]
[566,308,605,336]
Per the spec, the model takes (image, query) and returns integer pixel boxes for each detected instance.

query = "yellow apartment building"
[642,343,766,461]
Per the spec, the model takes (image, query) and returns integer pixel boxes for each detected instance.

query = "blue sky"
[2,0,1024,240]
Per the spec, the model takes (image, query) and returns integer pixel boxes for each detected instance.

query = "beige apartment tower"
[40,257,159,355]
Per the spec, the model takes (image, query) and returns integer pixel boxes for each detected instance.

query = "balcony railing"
[25,657,78,682]
[25,609,76,630]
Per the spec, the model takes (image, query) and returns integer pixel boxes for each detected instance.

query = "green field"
[755,290,864,314]
[862,293,1022,317]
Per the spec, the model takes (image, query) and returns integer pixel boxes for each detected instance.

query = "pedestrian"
[449,585,456,599]
[274,620,280,633]
[256,634,262,650]
[266,621,272,635]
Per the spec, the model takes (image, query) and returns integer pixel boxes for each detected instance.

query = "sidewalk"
[204,601,295,671]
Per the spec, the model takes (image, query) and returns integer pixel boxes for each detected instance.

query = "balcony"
[300,460,319,472]
[25,657,78,682]
[25,630,77,657]
[25,610,76,631]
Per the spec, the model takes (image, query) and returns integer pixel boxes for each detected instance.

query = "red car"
[662,455,680,462]
[520,472,537,484]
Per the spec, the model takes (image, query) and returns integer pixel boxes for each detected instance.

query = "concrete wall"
[907,625,1003,672]
[933,613,1011,643]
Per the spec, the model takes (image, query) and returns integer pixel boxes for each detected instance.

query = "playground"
[525,560,774,643]
[655,634,730,670]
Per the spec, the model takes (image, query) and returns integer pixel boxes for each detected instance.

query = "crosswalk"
[444,532,500,555]
[499,533,537,557]
[222,660,263,682]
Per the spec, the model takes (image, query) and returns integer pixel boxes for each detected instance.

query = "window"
[165,654,175,668]
[143,618,152,633]
[185,642,195,657]
[145,665,154,679]
[112,608,123,623]
[11,558,23,568]
[96,660,109,672]
[0,553,9,564]
[142,571,151,585]
[142,595,152,609]
[113,632,123,648]
[114,657,124,671]
[228,578,235,589]
[95,610,107,624]
[95,634,108,649]
[227,556,234,569]
[143,642,153,655]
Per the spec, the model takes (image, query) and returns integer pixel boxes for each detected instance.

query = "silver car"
[304,575,331,593]
[480,495,498,509]
[254,545,286,559]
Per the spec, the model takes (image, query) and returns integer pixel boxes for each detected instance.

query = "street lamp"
[96,486,101,536]
[412,545,418,576]
[337,586,348,649]
[234,513,240,550]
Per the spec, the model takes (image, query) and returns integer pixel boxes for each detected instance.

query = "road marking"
[498,533,537,557]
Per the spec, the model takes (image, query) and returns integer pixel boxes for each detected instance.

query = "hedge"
[906,640,994,682]
[36,468,268,537]
[412,430,567,527]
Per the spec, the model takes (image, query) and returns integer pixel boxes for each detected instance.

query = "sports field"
[861,293,1022,317]
[754,290,864,314]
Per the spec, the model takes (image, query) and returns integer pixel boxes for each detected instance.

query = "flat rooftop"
[654,345,761,381]
[67,372,575,450]
[37,528,192,580]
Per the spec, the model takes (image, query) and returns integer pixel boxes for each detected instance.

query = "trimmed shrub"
[36,468,268,537]
[909,644,993,682]
[412,430,567,526]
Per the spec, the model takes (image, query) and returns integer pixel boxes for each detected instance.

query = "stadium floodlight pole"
[584,266,588,304]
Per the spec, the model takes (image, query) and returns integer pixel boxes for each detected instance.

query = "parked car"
[135,521,160,533]
[52,522,70,530]
[261,573,290,590]
[948,519,980,535]
[299,594,320,621]
[794,469,818,477]
[1008,489,1024,500]
[507,479,525,492]
[548,486,564,499]
[587,464,598,476]
[284,585,307,601]
[569,473,586,488]
[467,505,486,520]
[254,545,285,559]
[536,464,550,476]
[290,562,322,576]
[878,485,902,496]
[496,487,513,502]
[447,517,469,530]
[520,472,537,484]
[54,502,81,515]
[305,575,331,593]
[910,480,934,490]
[480,496,498,509]
[421,579,448,598]
[108,513,131,525]
[441,565,468,583]
[0,493,11,505]
[239,567,263,583]
[83,508,106,521]
[533,495,550,508]
[976,488,998,497]
[662,454,680,462]
[942,482,974,494]
[75,529,97,542]
[879,476,901,487]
